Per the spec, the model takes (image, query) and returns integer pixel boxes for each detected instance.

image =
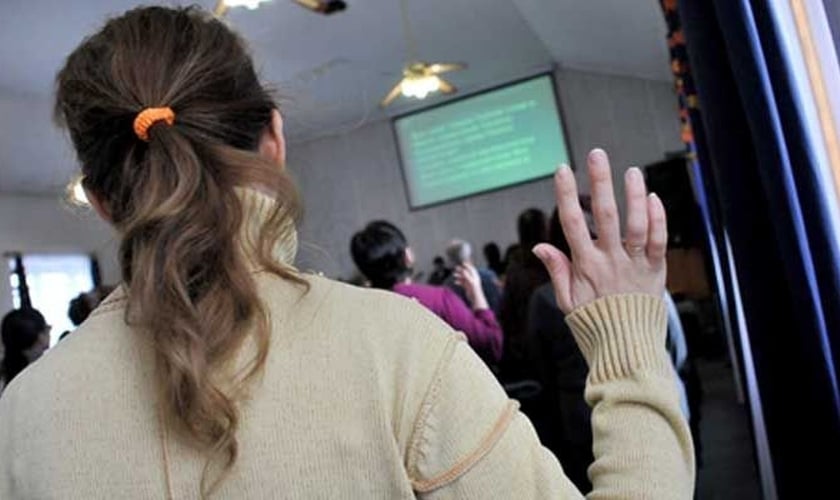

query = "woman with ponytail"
[0,308,50,393]
[0,6,693,499]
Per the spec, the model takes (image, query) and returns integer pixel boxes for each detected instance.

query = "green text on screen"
[394,74,569,208]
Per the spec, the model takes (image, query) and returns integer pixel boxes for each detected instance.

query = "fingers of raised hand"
[623,167,648,259]
[647,193,668,264]
[533,243,574,313]
[554,165,594,259]
[588,149,621,251]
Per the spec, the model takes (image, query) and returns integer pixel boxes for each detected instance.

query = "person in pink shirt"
[351,221,503,364]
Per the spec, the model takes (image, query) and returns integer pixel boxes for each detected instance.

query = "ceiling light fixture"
[380,0,465,107]
[214,0,273,17]
[401,74,441,100]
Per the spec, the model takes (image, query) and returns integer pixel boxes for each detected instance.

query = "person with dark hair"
[351,222,503,365]
[349,220,412,289]
[498,208,551,383]
[518,208,549,251]
[526,208,593,492]
[0,5,692,497]
[501,242,522,277]
[1,308,50,393]
[66,295,89,329]
[68,285,115,327]
[427,256,451,285]
[483,242,506,276]
[444,239,502,314]
[61,285,116,341]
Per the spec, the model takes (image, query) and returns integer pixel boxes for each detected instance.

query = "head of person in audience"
[350,221,415,290]
[432,256,447,270]
[504,243,522,268]
[54,6,302,490]
[67,294,89,328]
[67,285,116,329]
[445,239,474,268]
[518,208,548,248]
[483,242,503,273]
[516,208,548,267]
[1,308,51,384]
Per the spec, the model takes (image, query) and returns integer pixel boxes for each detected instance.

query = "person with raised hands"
[527,149,695,497]
[0,6,692,498]
[409,149,695,499]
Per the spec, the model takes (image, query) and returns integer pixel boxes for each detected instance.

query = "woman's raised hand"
[533,149,667,314]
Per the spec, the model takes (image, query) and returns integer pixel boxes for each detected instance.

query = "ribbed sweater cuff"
[565,294,670,384]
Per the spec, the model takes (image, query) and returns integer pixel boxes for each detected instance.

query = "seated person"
[444,239,502,314]
[351,221,503,365]
[1,308,51,394]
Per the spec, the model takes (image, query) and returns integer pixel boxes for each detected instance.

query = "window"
[6,253,99,346]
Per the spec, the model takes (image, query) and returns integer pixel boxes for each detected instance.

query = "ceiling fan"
[380,0,466,107]
[380,62,465,107]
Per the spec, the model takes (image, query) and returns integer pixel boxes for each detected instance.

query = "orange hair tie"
[133,107,175,141]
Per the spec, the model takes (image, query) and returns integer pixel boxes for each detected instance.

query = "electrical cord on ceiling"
[400,0,418,62]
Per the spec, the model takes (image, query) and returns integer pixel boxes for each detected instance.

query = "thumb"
[533,243,573,313]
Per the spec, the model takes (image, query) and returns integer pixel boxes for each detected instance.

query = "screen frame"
[391,70,574,211]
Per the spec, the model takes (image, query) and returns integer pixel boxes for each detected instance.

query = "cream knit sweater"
[0,273,694,498]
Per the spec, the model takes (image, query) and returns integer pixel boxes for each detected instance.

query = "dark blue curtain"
[678,0,840,495]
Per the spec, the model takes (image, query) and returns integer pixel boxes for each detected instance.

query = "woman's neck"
[236,188,298,268]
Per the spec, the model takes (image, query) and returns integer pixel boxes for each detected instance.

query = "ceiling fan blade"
[438,78,457,94]
[293,0,348,14]
[380,80,404,107]
[429,63,466,75]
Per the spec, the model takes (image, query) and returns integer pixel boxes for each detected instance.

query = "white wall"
[289,68,683,279]
[0,195,120,313]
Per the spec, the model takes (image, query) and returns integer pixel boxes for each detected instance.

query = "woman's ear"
[86,188,112,224]
[404,247,416,269]
[259,109,286,168]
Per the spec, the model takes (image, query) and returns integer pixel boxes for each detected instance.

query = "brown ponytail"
[55,6,303,496]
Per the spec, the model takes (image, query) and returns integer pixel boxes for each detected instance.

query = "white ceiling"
[0,0,671,194]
